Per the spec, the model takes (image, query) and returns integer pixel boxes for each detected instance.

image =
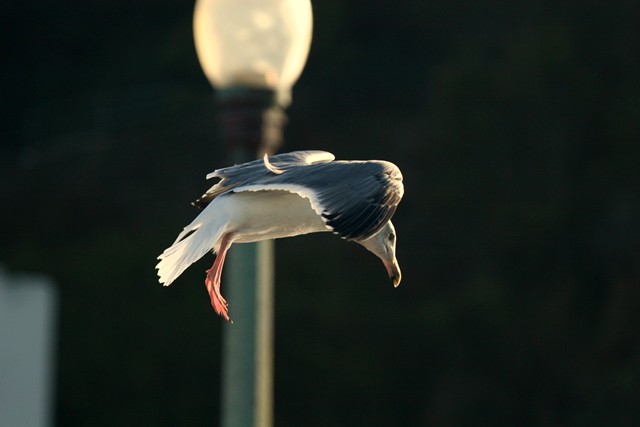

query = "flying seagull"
[156,150,404,322]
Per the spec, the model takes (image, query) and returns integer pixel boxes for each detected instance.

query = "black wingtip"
[191,199,208,209]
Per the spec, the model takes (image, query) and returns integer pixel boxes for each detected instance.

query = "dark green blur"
[1,1,639,426]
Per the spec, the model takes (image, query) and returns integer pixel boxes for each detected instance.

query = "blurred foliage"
[1,1,640,426]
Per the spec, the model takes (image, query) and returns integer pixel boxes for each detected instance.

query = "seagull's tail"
[156,212,223,286]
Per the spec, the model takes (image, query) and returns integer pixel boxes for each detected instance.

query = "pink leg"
[205,233,233,322]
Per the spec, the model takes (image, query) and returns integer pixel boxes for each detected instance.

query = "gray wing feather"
[312,162,403,240]
[193,150,334,208]
[237,161,404,240]
[191,151,403,241]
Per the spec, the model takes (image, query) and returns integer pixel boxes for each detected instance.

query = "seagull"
[156,150,404,322]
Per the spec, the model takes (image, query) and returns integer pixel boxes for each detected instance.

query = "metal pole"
[217,88,285,427]
[221,240,274,427]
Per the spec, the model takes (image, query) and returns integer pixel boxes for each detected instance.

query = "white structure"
[0,267,57,427]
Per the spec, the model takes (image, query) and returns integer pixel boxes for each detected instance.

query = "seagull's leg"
[205,233,233,322]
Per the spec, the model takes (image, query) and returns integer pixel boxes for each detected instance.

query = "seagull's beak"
[386,258,402,288]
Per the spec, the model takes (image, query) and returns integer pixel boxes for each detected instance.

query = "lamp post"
[193,1,313,426]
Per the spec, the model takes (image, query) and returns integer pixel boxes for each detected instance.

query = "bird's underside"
[199,190,332,322]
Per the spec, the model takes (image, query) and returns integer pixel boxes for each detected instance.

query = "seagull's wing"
[231,160,404,241]
[192,150,335,208]
[314,161,403,240]
[307,161,403,240]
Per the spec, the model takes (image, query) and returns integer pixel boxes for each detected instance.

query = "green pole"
[221,240,274,427]
[217,88,284,427]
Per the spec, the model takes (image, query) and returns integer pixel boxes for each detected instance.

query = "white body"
[157,190,330,286]
[227,190,331,244]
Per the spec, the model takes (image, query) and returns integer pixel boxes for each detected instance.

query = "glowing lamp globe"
[194,0,313,104]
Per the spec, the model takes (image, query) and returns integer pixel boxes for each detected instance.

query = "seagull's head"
[357,221,402,287]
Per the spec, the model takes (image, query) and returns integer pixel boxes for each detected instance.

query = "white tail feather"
[156,208,225,286]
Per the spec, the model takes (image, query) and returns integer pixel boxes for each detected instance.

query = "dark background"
[2,1,639,426]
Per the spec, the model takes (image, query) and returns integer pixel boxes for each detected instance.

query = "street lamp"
[193,1,313,427]
[194,0,312,102]
[194,0,313,157]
